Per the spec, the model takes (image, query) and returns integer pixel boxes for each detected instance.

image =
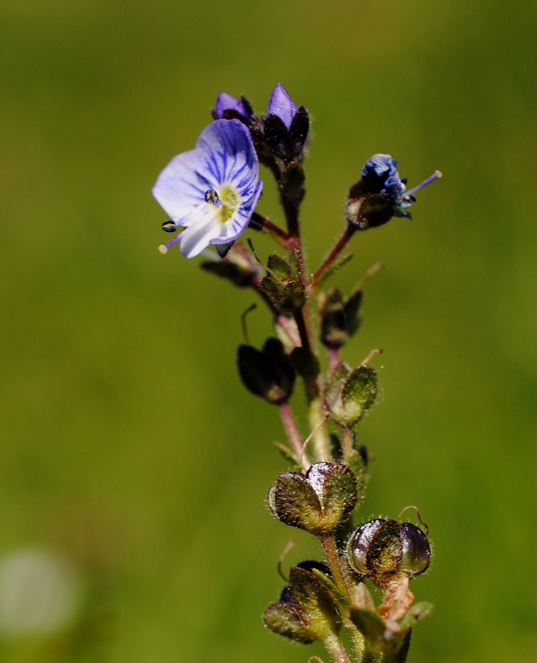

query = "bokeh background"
[2,0,537,661]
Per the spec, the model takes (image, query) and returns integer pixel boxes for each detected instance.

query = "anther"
[158,234,182,255]
[205,189,219,204]
[161,220,177,233]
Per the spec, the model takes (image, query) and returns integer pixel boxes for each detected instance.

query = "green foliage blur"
[1,0,537,661]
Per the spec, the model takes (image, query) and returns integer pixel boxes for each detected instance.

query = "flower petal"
[152,149,208,221]
[195,119,259,186]
[179,206,222,258]
[213,93,251,120]
[267,84,297,129]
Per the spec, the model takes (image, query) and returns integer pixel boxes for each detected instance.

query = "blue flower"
[347,155,442,230]
[153,119,263,258]
[361,154,409,207]
[266,83,298,129]
[212,93,252,122]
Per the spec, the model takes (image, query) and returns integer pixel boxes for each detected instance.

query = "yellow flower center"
[206,185,240,224]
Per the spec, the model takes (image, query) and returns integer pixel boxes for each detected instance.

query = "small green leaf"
[315,253,353,288]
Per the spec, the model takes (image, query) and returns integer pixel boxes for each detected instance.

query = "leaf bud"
[267,463,358,535]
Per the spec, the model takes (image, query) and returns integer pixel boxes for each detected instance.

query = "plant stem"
[321,534,352,598]
[276,314,301,346]
[328,347,340,373]
[308,397,332,462]
[311,225,356,289]
[323,634,352,663]
[341,428,354,462]
[279,401,310,471]
[250,211,291,247]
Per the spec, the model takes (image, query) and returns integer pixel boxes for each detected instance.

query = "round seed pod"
[399,522,431,577]
[347,519,431,582]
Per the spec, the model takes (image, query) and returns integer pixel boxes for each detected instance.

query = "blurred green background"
[2,0,537,661]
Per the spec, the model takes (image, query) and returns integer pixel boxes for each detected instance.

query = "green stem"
[341,427,354,462]
[323,633,352,663]
[321,534,352,598]
[308,397,332,463]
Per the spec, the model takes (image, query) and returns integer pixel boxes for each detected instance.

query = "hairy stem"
[308,397,332,463]
[323,633,352,663]
[279,401,310,471]
[311,225,356,289]
[250,211,290,247]
[321,534,352,598]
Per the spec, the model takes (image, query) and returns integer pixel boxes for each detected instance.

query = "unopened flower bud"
[212,92,253,123]
[264,84,310,163]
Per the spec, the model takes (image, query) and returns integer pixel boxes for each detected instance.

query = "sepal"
[237,338,295,404]
[319,288,363,349]
[326,363,378,428]
[263,563,342,644]
[261,251,306,313]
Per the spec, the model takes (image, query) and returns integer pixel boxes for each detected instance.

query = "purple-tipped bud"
[267,83,298,129]
[213,93,252,122]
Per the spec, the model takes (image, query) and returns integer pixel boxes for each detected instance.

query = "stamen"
[161,220,177,233]
[404,170,443,199]
[158,234,182,254]
[205,189,220,205]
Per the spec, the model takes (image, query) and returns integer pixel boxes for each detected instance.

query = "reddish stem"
[279,402,310,471]
[311,225,356,289]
